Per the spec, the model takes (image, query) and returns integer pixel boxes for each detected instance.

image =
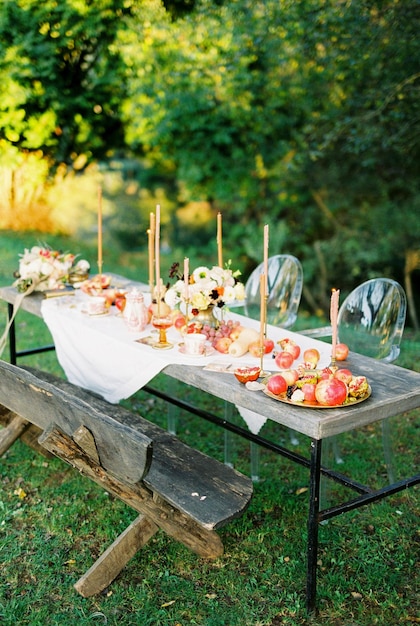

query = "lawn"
[0,231,419,626]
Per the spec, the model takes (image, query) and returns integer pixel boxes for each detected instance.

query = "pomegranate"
[315,378,348,406]
[234,366,261,384]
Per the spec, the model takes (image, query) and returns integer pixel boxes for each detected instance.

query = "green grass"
[0,230,419,625]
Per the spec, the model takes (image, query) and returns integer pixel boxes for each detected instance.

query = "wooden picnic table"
[1,280,419,612]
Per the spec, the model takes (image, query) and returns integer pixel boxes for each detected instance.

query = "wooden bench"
[0,359,253,597]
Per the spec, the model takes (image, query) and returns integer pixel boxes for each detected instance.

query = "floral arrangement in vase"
[164,262,245,314]
[13,245,90,293]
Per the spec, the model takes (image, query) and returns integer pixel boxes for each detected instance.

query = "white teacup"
[87,296,106,316]
[183,333,207,356]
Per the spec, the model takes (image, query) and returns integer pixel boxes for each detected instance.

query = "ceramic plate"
[178,343,215,358]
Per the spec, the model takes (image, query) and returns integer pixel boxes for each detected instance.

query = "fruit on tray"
[281,369,300,386]
[315,378,348,406]
[266,374,288,395]
[265,366,369,407]
[347,375,369,399]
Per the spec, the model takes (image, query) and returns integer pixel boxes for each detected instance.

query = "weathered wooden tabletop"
[1,282,420,440]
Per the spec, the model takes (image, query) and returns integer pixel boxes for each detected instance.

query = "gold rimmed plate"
[262,385,372,409]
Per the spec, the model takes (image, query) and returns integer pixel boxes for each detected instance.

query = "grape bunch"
[200,319,241,347]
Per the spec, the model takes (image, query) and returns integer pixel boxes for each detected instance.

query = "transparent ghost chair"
[302,278,407,493]
[227,255,303,481]
[243,254,303,328]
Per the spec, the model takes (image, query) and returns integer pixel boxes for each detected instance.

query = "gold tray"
[262,385,371,409]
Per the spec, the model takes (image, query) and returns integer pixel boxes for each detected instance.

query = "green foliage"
[118,0,420,302]
[0,0,419,313]
[0,0,133,169]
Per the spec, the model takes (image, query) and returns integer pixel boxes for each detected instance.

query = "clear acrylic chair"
[302,278,407,492]
[227,255,303,481]
[243,254,303,327]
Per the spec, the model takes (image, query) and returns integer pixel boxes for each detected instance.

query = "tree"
[0,0,135,171]
[120,0,420,309]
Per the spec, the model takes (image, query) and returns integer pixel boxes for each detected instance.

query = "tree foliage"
[0,0,419,311]
[0,0,135,169]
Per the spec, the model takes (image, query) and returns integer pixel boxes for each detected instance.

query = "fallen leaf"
[14,487,27,499]
[296,487,308,496]
[161,600,176,608]
[350,591,363,600]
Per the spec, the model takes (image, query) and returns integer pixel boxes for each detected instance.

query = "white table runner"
[41,292,331,433]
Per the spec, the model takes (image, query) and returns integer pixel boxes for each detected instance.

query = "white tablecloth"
[41,292,332,432]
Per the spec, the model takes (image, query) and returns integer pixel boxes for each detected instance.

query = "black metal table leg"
[8,303,17,365]
[306,438,323,613]
[6,302,55,364]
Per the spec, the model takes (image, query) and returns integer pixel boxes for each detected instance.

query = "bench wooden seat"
[0,360,253,597]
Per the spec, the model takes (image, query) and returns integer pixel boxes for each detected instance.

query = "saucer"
[178,343,215,357]
[83,309,110,317]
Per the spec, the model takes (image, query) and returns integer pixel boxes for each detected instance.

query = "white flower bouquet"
[165,262,245,312]
[13,245,90,293]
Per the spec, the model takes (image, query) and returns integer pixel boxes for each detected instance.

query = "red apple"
[303,348,321,368]
[267,374,288,396]
[264,338,275,354]
[278,338,301,360]
[315,378,347,406]
[248,339,275,357]
[281,369,300,386]
[335,343,349,361]
[301,382,317,403]
[334,368,353,385]
[214,337,233,354]
[275,351,295,369]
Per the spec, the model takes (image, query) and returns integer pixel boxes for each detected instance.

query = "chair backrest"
[244,254,303,328]
[338,278,407,362]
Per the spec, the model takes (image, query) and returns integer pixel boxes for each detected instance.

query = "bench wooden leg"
[74,514,159,597]
[0,407,51,458]
[39,424,224,559]
[0,413,30,456]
